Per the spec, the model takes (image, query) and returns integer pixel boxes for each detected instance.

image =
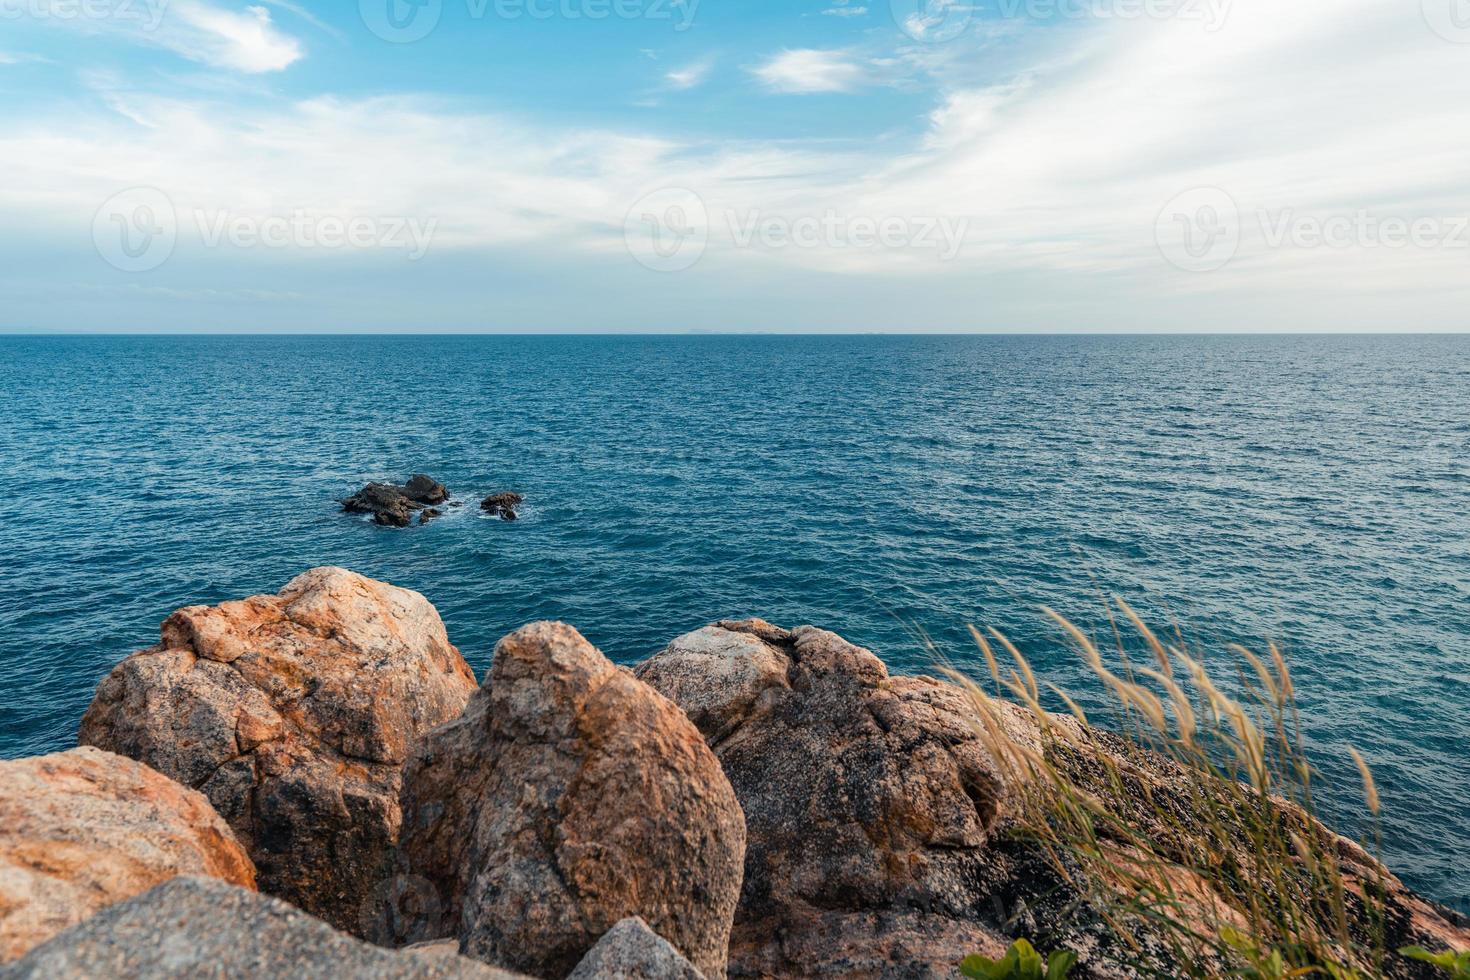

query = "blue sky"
[2,0,1468,332]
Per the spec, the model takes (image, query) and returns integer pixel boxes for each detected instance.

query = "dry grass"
[942,598,1393,979]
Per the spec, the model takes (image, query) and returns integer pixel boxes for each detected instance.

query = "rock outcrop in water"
[0,747,256,963]
[479,492,524,521]
[78,568,478,937]
[392,622,745,980]
[344,475,453,527]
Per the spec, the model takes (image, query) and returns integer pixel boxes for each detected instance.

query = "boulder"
[639,620,1470,979]
[479,493,524,521]
[404,475,450,505]
[0,747,255,963]
[566,918,705,980]
[78,568,479,937]
[344,476,451,527]
[344,483,417,527]
[635,620,1019,978]
[394,622,745,980]
[4,876,529,979]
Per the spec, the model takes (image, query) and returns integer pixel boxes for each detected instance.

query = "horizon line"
[4,330,1469,338]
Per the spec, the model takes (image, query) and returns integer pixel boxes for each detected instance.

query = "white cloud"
[665,59,713,90]
[822,5,868,16]
[23,0,303,73]
[751,49,870,93]
[0,50,53,66]
[0,92,687,254]
[852,0,1470,288]
[167,2,303,72]
[1,0,1468,329]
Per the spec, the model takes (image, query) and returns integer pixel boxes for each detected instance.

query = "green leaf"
[1045,949,1079,980]
[962,940,1080,980]
[959,954,997,980]
[1399,946,1470,979]
[1013,939,1044,979]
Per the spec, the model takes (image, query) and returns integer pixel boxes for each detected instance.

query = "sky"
[1,0,1468,332]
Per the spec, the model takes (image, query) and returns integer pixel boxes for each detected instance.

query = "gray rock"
[395,622,745,980]
[636,620,1020,979]
[1,877,528,980]
[566,918,705,980]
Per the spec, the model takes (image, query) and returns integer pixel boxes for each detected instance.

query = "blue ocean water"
[0,334,1465,913]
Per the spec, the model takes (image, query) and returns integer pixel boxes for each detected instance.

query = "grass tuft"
[942,599,1406,978]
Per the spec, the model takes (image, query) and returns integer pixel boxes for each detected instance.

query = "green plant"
[941,599,1397,978]
[1401,946,1470,978]
[961,938,1078,980]
[1220,927,1362,979]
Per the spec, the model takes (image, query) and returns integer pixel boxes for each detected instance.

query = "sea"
[1,334,1465,914]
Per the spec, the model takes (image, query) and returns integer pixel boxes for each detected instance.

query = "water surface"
[1,334,1465,912]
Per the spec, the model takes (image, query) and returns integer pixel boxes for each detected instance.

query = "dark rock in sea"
[404,474,450,505]
[343,476,451,527]
[479,492,524,521]
[0,747,257,963]
[420,508,443,525]
[77,568,479,939]
[566,918,706,980]
[393,622,745,980]
[4,876,528,979]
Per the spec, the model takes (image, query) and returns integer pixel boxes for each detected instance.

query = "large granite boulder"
[635,620,1020,978]
[3,876,528,979]
[566,918,705,980]
[394,622,745,980]
[78,568,479,936]
[0,748,256,963]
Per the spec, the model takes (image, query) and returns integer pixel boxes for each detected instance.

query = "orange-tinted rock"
[78,568,478,936]
[395,622,745,980]
[0,747,256,963]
